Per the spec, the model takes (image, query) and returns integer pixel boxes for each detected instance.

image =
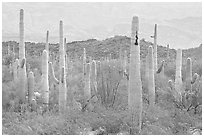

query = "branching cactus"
[59,20,67,113]
[41,50,49,107]
[128,16,143,134]
[18,9,27,103]
[185,58,192,92]
[175,49,183,99]
[28,71,35,104]
[148,46,155,107]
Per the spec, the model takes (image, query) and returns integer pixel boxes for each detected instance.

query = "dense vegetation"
[2,36,202,135]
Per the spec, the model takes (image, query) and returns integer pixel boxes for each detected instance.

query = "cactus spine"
[153,24,157,74]
[148,46,155,107]
[28,71,35,104]
[18,9,27,102]
[186,58,192,92]
[41,50,49,106]
[59,20,67,113]
[128,16,142,134]
[175,49,183,101]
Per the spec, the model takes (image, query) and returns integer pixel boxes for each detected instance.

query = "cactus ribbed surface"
[128,16,143,134]
[59,20,67,113]
[186,58,192,92]
[175,49,183,101]
[41,50,49,105]
[148,46,155,107]
[28,71,35,104]
[153,24,157,73]
[18,9,27,103]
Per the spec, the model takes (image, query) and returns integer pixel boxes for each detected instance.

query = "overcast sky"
[2,2,202,49]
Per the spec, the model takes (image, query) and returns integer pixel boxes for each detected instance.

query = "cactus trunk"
[41,50,49,106]
[59,21,67,113]
[186,58,192,92]
[167,44,169,60]
[175,49,183,101]
[18,9,27,103]
[153,24,157,74]
[28,71,35,104]
[128,16,143,134]
[148,46,155,107]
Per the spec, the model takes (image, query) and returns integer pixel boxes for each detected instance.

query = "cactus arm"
[49,62,59,84]
[191,73,199,84]
[28,71,35,103]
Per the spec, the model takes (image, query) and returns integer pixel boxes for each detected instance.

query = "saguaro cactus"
[18,9,27,102]
[28,71,35,104]
[84,63,91,100]
[41,50,49,106]
[91,60,97,95]
[148,46,155,107]
[17,58,26,103]
[186,58,192,92]
[175,49,183,99]
[59,20,67,113]
[83,48,87,76]
[45,31,49,55]
[128,16,143,134]
[153,24,157,73]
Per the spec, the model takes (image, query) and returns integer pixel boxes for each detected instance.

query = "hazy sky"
[2,2,202,49]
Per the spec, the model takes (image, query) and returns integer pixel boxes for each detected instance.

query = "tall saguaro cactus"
[128,16,143,134]
[152,24,158,73]
[18,9,27,103]
[148,46,155,107]
[186,58,192,92]
[175,49,183,101]
[41,50,49,106]
[45,31,49,59]
[59,20,67,113]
